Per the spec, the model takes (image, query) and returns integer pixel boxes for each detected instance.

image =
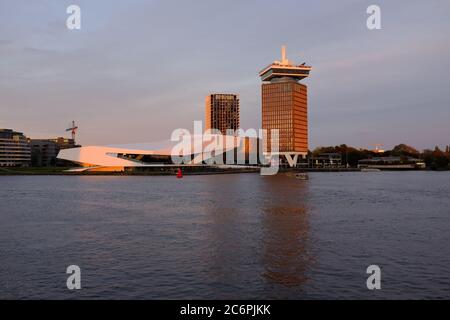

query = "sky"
[1,0,450,151]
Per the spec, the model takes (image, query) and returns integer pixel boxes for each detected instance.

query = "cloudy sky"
[1,0,449,150]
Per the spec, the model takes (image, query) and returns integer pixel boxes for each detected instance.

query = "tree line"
[310,144,450,170]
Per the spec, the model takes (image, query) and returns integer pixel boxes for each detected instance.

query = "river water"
[0,171,449,299]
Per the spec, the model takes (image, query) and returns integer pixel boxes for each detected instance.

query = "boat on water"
[285,172,309,180]
[361,168,381,172]
[295,173,309,180]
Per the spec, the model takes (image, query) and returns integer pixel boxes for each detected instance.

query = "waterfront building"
[205,94,240,134]
[358,156,426,170]
[57,134,260,172]
[29,137,78,167]
[0,129,31,167]
[30,140,59,167]
[309,153,343,168]
[259,46,311,167]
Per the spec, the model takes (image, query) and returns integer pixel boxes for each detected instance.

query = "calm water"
[0,172,449,299]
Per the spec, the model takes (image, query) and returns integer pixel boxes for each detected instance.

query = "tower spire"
[281,45,288,65]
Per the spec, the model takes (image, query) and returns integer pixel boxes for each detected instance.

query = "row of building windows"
[261,80,308,153]
[0,130,32,166]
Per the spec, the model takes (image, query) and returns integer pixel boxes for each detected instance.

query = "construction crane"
[66,120,78,141]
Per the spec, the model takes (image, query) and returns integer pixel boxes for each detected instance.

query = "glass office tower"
[259,46,311,165]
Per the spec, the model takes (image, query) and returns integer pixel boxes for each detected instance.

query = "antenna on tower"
[66,120,78,142]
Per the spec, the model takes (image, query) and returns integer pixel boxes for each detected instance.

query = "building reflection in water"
[200,174,314,295]
[259,174,314,287]
[200,174,257,297]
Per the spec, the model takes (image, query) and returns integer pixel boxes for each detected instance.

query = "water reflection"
[201,174,314,292]
[3,173,450,299]
[259,175,314,287]
[200,175,261,297]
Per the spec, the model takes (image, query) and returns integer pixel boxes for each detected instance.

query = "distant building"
[309,153,343,168]
[358,157,426,170]
[205,94,240,134]
[53,137,77,148]
[29,137,78,167]
[0,129,31,167]
[259,46,312,167]
[29,140,59,167]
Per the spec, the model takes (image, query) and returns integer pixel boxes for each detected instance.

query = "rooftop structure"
[259,45,312,82]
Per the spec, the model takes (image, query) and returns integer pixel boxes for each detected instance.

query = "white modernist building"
[57,134,261,172]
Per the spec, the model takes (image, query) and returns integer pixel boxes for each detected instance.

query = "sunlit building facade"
[205,94,240,134]
[259,46,311,166]
[57,134,260,172]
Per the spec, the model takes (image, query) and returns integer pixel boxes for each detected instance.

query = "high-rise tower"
[259,46,311,166]
[205,94,240,134]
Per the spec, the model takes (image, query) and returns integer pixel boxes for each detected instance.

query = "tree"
[429,147,449,170]
[390,144,419,157]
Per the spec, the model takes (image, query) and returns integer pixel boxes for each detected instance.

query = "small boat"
[284,172,309,180]
[295,173,309,180]
[361,168,381,172]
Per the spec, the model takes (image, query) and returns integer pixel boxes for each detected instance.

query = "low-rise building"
[29,137,78,167]
[0,129,31,167]
[57,134,261,172]
[309,153,343,168]
[358,156,426,170]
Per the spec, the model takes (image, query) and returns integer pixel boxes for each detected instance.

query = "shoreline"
[0,167,444,176]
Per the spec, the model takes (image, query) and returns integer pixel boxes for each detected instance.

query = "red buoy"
[176,168,183,178]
